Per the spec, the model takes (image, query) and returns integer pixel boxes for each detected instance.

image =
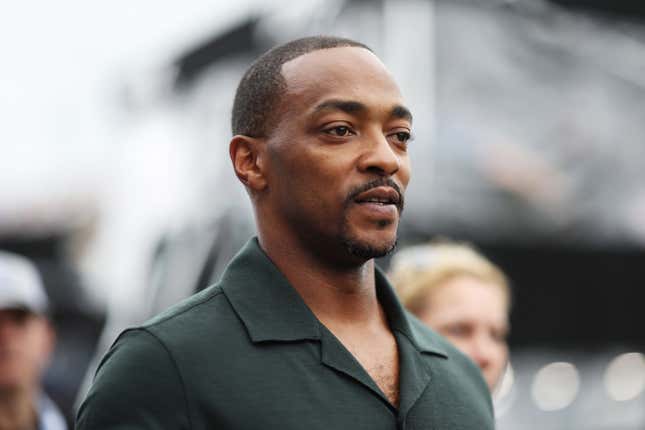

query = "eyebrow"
[312,99,413,124]
[392,105,413,124]
[313,99,366,115]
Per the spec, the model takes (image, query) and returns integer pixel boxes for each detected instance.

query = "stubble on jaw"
[341,232,399,260]
[338,183,404,260]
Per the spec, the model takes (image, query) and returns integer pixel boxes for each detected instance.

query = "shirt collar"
[373,265,448,358]
[220,237,448,357]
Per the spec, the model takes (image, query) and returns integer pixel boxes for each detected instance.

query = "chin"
[341,234,398,260]
[338,211,400,260]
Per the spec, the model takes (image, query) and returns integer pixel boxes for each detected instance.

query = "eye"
[396,132,410,142]
[5,309,31,325]
[491,328,509,343]
[444,323,471,338]
[323,125,355,137]
[388,130,413,145]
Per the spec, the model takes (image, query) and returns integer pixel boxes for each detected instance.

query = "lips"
[353,186,401,208]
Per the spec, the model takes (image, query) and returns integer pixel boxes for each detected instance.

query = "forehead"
[280,46,404,110]
[430,277,509,322]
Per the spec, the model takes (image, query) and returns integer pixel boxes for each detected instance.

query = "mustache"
[345,178,405,213]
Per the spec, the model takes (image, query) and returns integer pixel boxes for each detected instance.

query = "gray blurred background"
[1,0,644,428]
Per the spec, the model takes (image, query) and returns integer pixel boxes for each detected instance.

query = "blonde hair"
[389,240,510,316]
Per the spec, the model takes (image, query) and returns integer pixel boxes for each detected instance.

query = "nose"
[469,334,495,371]
[357,129,402,177]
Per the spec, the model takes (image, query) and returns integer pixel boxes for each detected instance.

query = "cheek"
[272,148,339,193]
[287,171,340,212]
[24,325,53,369]
[0,331,50,386]
[484,344,508,382]
[399,157,411,186]
[285,163,346,210]
[493,343,509,364]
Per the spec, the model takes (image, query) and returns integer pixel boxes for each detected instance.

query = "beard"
[338,177,404,260]
[341,233,398,259]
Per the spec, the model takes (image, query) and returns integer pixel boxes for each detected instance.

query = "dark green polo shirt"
[77,238,494,429]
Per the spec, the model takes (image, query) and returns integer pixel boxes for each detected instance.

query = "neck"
[257,228,383,328]
[0,387,38,430]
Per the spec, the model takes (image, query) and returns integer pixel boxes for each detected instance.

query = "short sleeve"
[76,328,191,430]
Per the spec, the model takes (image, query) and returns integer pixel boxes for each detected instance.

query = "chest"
[177,330,493,430]
[192,341,399,430]
[341,332,401,407]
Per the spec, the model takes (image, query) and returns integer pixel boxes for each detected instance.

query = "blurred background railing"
[1,0,644,428]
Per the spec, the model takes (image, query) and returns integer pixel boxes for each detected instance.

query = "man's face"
[263,47,412,263]
[0,309,53,392]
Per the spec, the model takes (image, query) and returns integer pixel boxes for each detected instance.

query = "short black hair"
[231,36,371,137]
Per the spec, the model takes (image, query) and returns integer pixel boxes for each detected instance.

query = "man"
[77,36,494,429]
[0,251,67,430]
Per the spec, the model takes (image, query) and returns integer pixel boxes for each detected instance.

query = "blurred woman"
[389,241,511,391]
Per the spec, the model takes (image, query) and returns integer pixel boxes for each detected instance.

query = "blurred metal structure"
[419,0,645,248]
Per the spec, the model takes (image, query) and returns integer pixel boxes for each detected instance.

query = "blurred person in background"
[389,241,511,392]
[77,36,494,429]
[0,251,67,430]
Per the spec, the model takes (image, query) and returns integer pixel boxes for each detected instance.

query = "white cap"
[0,251,49,314]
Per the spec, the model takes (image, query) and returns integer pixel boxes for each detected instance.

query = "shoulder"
[77,284,242,429]
[144,283,227,328]
[76,328,192,429]
[135,283,248,359]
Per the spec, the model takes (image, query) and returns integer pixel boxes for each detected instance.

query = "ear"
[229,135,268,192]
